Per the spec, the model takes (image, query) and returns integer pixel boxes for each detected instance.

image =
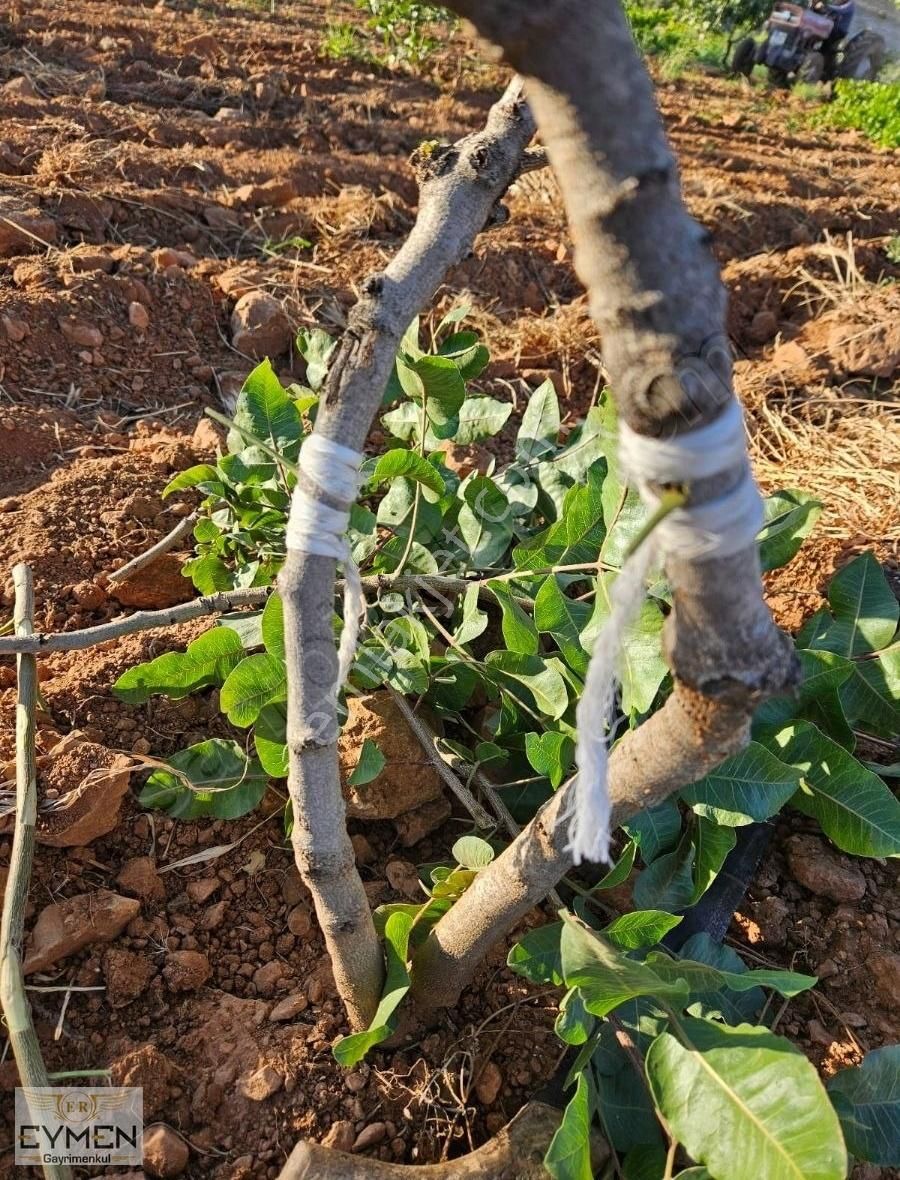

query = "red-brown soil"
[0,2,897,1178]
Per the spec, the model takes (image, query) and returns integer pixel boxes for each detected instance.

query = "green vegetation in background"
[813,79,900,148]
[323,1,456,66]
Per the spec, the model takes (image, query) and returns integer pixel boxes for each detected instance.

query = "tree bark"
[277,1101,605,1179]
[408,0,797,1009]
[279,79,537,1029]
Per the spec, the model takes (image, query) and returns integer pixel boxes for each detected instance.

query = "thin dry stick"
[107,512,199,585]
[0,576,477,656]
[0,565,72,1180]
[383,684,493,829]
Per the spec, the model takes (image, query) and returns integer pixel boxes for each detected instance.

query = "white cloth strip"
[286,433,365,689]
[569,398,764,865]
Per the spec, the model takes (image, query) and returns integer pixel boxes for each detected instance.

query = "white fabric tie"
[568,399,765,865]
[286,433,366,690]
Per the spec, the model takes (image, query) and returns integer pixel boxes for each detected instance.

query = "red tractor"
[732,1,885,85]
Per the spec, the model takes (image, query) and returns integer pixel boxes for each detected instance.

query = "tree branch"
[0,566,71,1180]
[408,0,797,1009]
[278,78,537,1029]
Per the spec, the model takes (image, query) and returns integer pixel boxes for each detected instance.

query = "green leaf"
[183,553,234,594]
[514,470,606,571]
[827,1045,900,1165]
[452,835,495,870]
[218,609,264,650]
[507,922,563,985]
[544,1072,593,1180]
[140,738,268,821]
[488,580,539,655]
[594,839,638,890]
[560,916,689,1017]
[453,396,511,444]
[458,476,513,568]
[453,583,489,645]
[516,379,560,463]
[632,826,696,912]
[622,1146,668,1180]
[348,739,386,787]
[260,592,284,660]
[229,359,302,460]
[820,552,898,656]
[691,816,736,904]
[112,627,244,704]
[555,989,595,1046]
[676,933,764,1025]
[644,950,818,1000]
[646,1017,847,1180]
[400,353,467,432]
[525,731,574,789]
[534,576,592,678]
[164,463,220,496]
[681,742,803,827]
[485,651,569,719]
[552,406,609,483]
[840,644,900,740]
[602,910,682,951]
[332,912,413,1067]
[592,1023,664,1153]
[295,327,336,391]
[623,799,681,864]
[254,702,288,778]
[373,449,446,496]
[757,490,823,572]
[584,575,666,715]
[770,721,900,856]
[220,653,287,727]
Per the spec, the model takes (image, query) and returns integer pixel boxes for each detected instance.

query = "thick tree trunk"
[408,0,797,1009]
[280,80,537,1028]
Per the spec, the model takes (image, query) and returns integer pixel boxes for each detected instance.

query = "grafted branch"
[408,0,797,1009]
[279,79,537,1028]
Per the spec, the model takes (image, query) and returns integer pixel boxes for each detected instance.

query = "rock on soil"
[24,890,140,974]
[117,855,166,901]
[785,834,866,903]
[104,947,158,1008]
[143,1124,190,1178]
[162,950,212,992]
[321,1120,356,1152]
[475,1061,503,1105]
[35,731,133,846]
[338,692,444,820]
[0,197,56,256]
[111,1045,177,1120]
[240,1064,284,1101]
[110,553,195,610]
[230,291,291,358]
[867,951,900,1010]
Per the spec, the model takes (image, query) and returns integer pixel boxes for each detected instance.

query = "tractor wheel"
[797,50,825,83]
[839,31,886,80]
[731,36,757,77]
[767,67,790,88]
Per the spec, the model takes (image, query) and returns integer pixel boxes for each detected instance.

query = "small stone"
[867,951,900,1010]
[24,891,140,975]
[840,1011,867,1028]
[353,1122,387,1152]
[287,904,312,938]
[772,340,811,372]
[344,1070,367,1093]
[807,1019,835,1047]
[199,901,227,931]
[240,1064,283,1101]
[786,835,866,903]
[191,419,223,452]
[748,310,778,344]
[269,993,308,1021]
[118,856,165,902]
[231,179,297,209]
[474,1060,502,1105]
[816,958,839,979]
[351,834,376,865]
[71,580,106,609]
[3,75,39,99]
[252,961,283,997]
[163,950,211,992]
[129,301,150,331]
[749,895,789,947]
[322,1120,355,1152]
[394,796,451,848]
[104,948,156,1009]
[59,317,103,348]
[230,291,291,358]
[2,314,29,341]
[385,859,422,901]
[186,877,220,904]
[143,1124,189,1178]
